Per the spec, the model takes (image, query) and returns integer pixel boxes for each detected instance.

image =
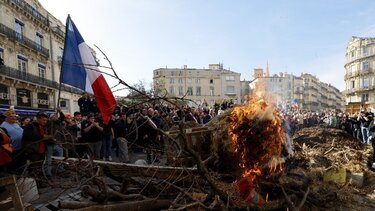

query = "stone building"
[344,36,375,112]
[153,64,243,106]
[0,0,83,115]
[250,68,344,111]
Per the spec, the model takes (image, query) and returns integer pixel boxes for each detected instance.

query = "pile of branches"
[206,110,375,210]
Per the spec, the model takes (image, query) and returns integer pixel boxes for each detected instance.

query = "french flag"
[60,16,116,124]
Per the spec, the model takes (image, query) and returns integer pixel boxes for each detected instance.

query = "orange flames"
[229,97,286,203]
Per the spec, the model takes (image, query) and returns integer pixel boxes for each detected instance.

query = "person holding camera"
[82,113,104,159]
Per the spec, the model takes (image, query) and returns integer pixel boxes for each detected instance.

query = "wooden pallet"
[164,126,213,166]
[0,175,33,211]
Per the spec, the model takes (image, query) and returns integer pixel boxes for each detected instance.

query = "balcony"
[343,85,375,95]
[344,69,374,80]
[0,23,49,57]
[0,65,56,88]
[8,0,49,27]
[0,65,82,94]
[225,92,236,96]
[52,27,65,39]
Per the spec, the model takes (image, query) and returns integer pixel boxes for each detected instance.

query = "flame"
[229,96,286,203]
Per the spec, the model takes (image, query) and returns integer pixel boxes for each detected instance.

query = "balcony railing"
[0,65,56,88]
[52,27,65,38]
[0,65,82,94]
[0,23,49,57]
[225,92,236,96]
[9,0,49,26]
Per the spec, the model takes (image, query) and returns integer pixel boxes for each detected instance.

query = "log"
[59,201,99,209]
[82,185,145,201]
[75,199,172,211]
[52,156,198,181]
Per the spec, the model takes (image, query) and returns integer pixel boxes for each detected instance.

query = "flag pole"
[57,14,71,109]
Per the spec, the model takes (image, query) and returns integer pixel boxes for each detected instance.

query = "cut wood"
[75,199,171,211]
[52,156,198,181]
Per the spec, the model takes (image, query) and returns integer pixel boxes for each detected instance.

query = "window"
[363,61,369,71]
[60,99,70,110]
[32,3,39,17]
[363,47,369,56]
[351,80,355,89]
[210,79,213,84]
[351,51,356,58]
[170,78,174,84]
[363,78,369,88]
[169,86,174,94]
[188,78,192,83]
[36,32,43,49]
[0,84,9,105]
[195,78,200,84]
[171,71,174,76]
[38,64,46,80]
[210,87,214,96]
[362,93,369,102]
[17,55,28,73]
[226,86,235,94]
[178,78,183,84]
[37,92,49,109]
[15,19,24,40]
[16,88,31,107]
[0,48,3,65]
[178,86,183,96]
[226,76,235,81]
[187,87,193,96]
[196,86,201,96]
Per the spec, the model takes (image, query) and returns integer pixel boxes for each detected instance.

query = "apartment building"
[153,64,242,106]
[0,0,82,115]
[344,36,375,112]
[250,69,344,111]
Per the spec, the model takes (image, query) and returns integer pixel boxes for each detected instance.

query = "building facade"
[153,64,243,106]
[344,36,375,112]
[0,0,82,115]
[250,69,344,111]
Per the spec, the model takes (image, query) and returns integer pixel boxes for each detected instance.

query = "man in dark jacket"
[78,92,91,115]
[21,112,53,172]
[114,112,130,163]
[82,113,103,159]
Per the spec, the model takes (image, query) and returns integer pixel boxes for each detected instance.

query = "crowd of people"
[1,93,375,181]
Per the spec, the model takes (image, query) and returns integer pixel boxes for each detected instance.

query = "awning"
[0,106,55,117]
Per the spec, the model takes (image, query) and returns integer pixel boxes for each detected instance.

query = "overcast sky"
[39,0,375,95]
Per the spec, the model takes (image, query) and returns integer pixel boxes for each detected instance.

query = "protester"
[101,115,115,161]
[82,113,104,159]
[114,112,130,163]
[0,110,23,171]
[44,113,65,178]
[21,112,53,176]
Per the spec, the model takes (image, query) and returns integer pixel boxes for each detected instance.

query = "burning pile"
[227,98,286,203]
[207,98,375,210]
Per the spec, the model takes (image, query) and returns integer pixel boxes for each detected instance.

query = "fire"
[229,97,286,203]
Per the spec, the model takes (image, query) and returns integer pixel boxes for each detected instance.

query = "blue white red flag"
[60,16,116,124]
